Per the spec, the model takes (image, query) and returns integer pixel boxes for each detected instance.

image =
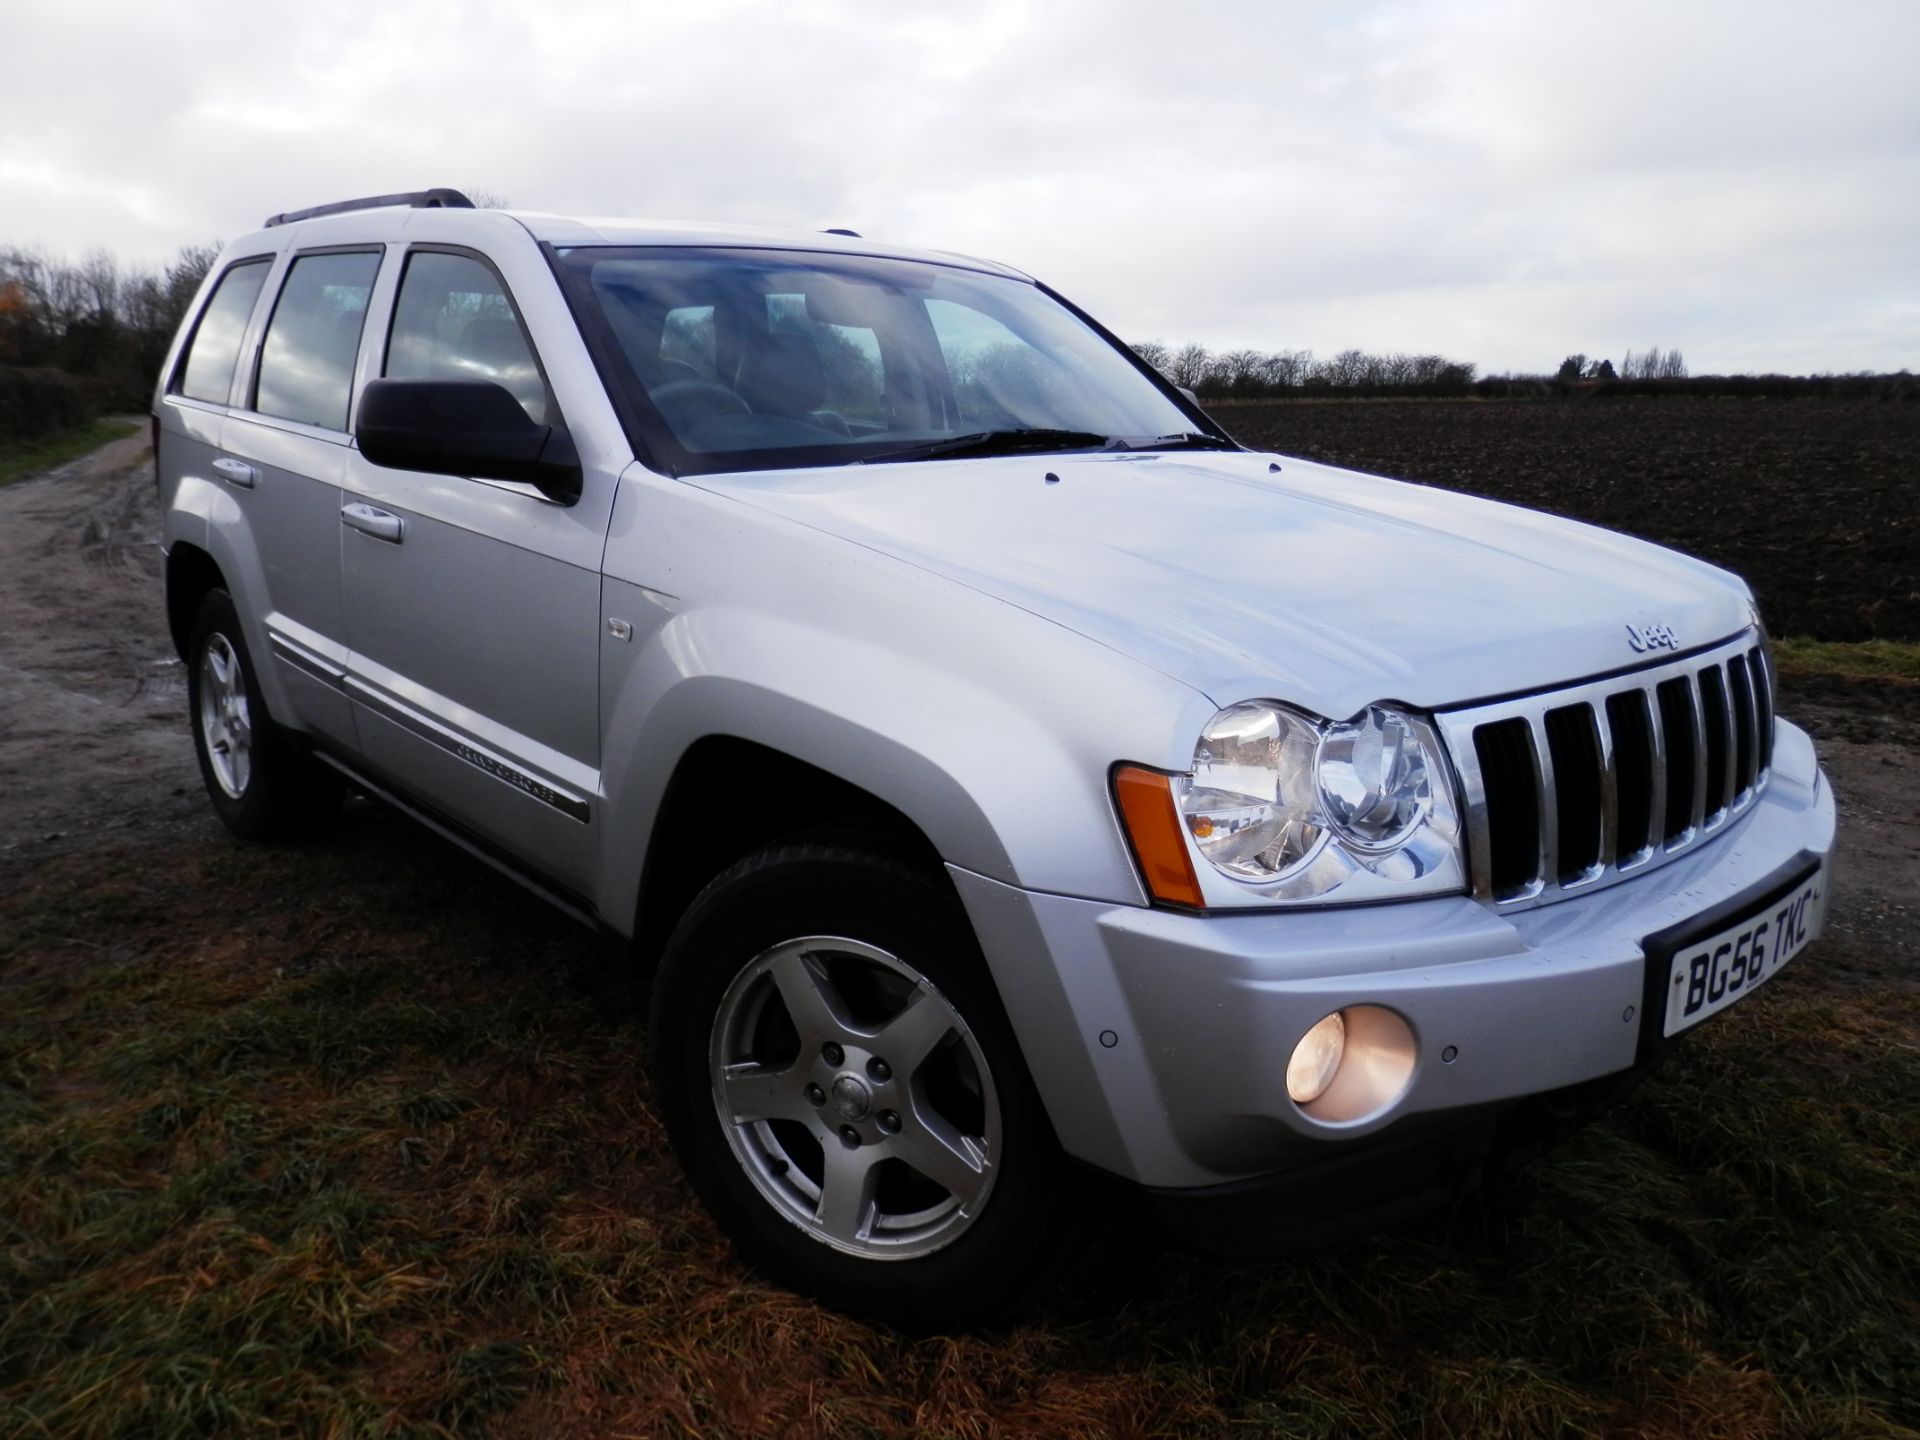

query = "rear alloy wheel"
[651,842,1071,1328]
[186,589,342,839]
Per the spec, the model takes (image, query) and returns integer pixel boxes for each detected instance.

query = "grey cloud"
[3,0,1913,373]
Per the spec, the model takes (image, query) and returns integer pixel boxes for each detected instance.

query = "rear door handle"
[341,502,405,544]
[211,457,256,488]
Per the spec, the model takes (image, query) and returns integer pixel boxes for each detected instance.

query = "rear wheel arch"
[166,542,227,662]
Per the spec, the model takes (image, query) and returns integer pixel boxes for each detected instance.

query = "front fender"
[593,586,1213,929]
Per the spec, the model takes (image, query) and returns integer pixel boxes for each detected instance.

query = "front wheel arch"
[632,735,947,966]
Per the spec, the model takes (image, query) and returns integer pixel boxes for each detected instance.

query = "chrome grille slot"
[1750,645,1774,772]
[1605,689,1657,861]
[1698,664,1733,819]
[1656,676,1699,842]
[1728,654,1757,794]
[1545,704,1604,882]
[1473,718,1541,898]
[1438,630,1775,911]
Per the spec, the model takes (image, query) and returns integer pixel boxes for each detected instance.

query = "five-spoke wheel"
[197,632,254,799]
[710,936,999,1257]
[185,588,342,838]
[652,841,1072,1327]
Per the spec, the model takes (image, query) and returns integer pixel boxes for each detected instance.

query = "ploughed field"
[2,418,1918,1439]
[1218,396,1920,643]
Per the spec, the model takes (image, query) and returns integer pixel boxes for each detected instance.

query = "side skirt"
[310,747,608,935]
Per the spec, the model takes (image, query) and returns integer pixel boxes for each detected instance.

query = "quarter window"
[254,252,381,431]
[385,252,546,423]
[176,259,270,405]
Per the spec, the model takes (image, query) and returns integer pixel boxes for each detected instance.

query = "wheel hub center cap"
[829,1074,871,1121]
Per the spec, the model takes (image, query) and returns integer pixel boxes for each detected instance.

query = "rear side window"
[255,251,381,431]
[384,251,546,424]
[176,259,271,405]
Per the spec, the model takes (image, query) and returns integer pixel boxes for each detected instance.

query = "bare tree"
[1129,339,1170,374]
[1169,343,1211,389]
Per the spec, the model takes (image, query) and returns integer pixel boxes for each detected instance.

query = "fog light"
[1287,1011,1346,1104]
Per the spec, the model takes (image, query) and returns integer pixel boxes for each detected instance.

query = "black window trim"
[377,242,560,430]
[245,243,387,434]
[166,254,276,406]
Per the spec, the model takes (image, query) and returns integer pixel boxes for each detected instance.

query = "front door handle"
[341,502,405,544]
[211,457,256,488]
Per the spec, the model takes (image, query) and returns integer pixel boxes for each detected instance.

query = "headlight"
[1316,705,1435,851]
[1182,701,1325,879]
[1116,699,1466,908]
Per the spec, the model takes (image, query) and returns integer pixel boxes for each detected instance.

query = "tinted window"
[177,259,270,405]
[570,247,1193,475]
[255,251,381,431]
[385,251,545,423]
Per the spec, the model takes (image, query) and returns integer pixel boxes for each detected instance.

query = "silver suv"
[154,189,1834,1326]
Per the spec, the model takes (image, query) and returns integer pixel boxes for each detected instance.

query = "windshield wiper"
[854,428,1117,465]
[1128,431,1240,452]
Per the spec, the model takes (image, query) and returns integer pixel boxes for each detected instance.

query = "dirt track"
[0,432,1914,980]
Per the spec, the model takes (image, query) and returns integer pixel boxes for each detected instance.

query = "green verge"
[3,814,1918,1438]
[0,419,142,487]
[1772,638,1920,683]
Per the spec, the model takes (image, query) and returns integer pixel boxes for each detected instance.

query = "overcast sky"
[4,0,1915,374]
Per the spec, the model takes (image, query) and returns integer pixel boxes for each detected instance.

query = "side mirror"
[1177,385,1202,407]
[356,379,581,504]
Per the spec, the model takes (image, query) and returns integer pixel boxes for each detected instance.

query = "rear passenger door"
[337,246,605,895]
[213,247,383,749]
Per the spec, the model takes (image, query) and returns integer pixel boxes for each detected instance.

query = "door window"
[254,251,381,431]
[385,251,547,423]
[175,259,271,405]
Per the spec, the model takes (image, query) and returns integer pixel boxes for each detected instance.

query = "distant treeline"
[0,244,216,440]
[2,239,1912,448]
[1131,342,1480,399]
[1135,339,1916,403]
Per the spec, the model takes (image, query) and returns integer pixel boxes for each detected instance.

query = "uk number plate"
[1663,868,1826,1037]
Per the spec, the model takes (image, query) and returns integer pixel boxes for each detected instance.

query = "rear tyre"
[650,840,1073,1329]
[186,588,342,840]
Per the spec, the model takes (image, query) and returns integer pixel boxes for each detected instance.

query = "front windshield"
[556,246,1213,475]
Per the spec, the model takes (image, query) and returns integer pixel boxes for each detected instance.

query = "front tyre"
[650,841,1072,1328]
[186,588,342,840]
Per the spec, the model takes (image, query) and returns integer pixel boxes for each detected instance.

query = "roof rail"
[263,188,476,228]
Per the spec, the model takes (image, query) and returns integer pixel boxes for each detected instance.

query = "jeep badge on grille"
[1626,622,1679,653]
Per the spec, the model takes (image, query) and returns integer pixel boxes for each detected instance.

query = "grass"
[0,419,141,486]
[3,805,1918,1438]
[1773,638,1920,684]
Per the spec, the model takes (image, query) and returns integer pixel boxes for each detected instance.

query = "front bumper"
[950,720,1834,1194]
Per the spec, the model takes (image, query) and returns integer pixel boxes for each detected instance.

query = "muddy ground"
[2,425,1913,985]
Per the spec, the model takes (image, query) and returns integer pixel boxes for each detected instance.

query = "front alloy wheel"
[651,841,1071,1327]
[709,935,1000,1258]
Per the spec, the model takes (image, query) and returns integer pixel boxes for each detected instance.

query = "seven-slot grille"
[1434,632,1775,909]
